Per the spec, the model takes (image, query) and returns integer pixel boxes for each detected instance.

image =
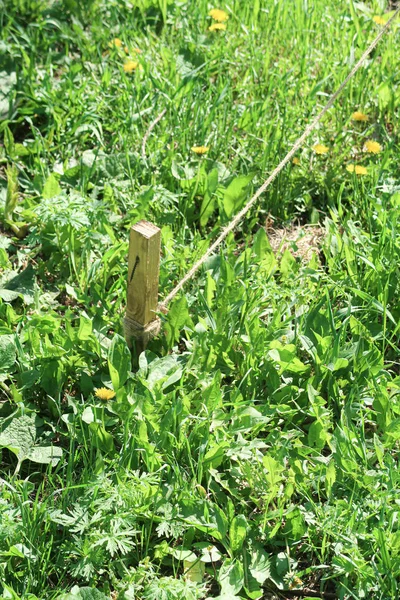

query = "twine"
[159,9,399,311]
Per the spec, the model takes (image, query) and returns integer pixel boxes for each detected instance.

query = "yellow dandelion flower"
[364,140,382,154]
[313,144,329,155]
[351,111,369,122]
[191,146,209,154]
[209,8,229,22]
[373,15,386,25]
[346,164,368,175]
[95,387,116,401]
[292,157,300,165]
[110,38,122,48]
[124,60,139,72]
[209,22,227,31]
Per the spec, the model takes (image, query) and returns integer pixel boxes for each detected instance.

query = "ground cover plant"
[1,0,400,598]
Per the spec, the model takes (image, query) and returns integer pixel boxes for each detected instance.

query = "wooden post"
[124,221,161,354]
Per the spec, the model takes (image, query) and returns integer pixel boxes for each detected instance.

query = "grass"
[0,0,400,598]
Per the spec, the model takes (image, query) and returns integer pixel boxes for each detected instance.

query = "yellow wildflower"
[124,60,139,72]
[373,15,386,25]
[292,157,300,165]
[364,140,382,154]
[351,111,369,122]
[191,146,209,154]
[110,38,122,48]
[346,164,368,175]
[209,22,227,31]
[313,144,329,155]
[209,8,229,21]
[95,387,116,401]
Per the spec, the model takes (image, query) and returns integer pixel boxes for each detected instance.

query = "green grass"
[1,0,400,599]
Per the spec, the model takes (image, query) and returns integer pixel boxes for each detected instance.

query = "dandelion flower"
[209,22,227,31]
[351,111,369,122]
[373,15,386,25]
[191,146,209,154]
[346,164,368,175]
[313,144,329,155]
[292,157,300,165]
[124,60,139,72]
[95,387,116,401]
[209,8,229,21]
[110,37,122,48]
[364,140,382,154]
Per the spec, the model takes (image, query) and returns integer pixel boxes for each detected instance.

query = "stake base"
[123,315,161,351]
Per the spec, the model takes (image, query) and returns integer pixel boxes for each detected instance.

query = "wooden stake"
[124,221,161,353]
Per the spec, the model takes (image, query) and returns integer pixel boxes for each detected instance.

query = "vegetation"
[1,0,400,598]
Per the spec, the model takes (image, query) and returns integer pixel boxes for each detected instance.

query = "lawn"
[1,1,400,599]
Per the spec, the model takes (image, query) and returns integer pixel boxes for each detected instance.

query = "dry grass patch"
[267,221,325,263]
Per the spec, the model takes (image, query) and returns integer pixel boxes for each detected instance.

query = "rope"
[142,108,167,160]
[159,9,399,311]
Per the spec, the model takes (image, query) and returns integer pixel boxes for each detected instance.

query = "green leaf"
[57,587,109,600]
[42,173,62,199]
[249,546,271,584]
[223,173,254,218]
[3,265,36,304]
[27,445,63,465]
[200,168,219,227]
[3,125,15,157]
[229,515,248,554]
[203,442,229,468]
[252,228,271,260]
[0,334,16,373]
[108,333,131,391]
[5,164,18,220]
[0,288,21,302]
[282,508,306,541]
[170,547,197,562]
[0,414,36,457]
[219,558,244,596]
[165,296,192,346]
[0,413,62,466]
[268,342,309,374]
[280,249,298,276]
[89,423,115,453]
[325,461,336,495]
[77,315,93,341]
[308,420,328,449]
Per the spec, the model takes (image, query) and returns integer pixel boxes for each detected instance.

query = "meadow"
[1,0,400,598]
